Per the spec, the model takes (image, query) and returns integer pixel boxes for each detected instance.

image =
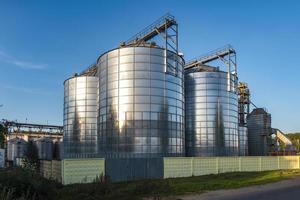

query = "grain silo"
[53,139,63,160]
[247,108,272,156]
[35,137,53,160]
[7,138,27,164]
[97,45,185,158]
[185,65,239,156]
[63,74,98,158]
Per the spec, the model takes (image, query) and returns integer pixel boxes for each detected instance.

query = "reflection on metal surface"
[185,68,239,156]
[238,126,248,156]
[63,76,98,158]
[98,46,185,158]
[7,138,27,163]
[35,137,53,160]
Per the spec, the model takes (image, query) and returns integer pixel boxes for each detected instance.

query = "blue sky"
[0,0,299,133]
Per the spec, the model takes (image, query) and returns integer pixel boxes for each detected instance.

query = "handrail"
[126,13,176,45]
[185,44,235,69]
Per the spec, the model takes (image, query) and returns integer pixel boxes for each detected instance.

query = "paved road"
[174,177,300,200]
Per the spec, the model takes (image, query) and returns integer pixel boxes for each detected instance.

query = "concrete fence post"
[239,157,242,172]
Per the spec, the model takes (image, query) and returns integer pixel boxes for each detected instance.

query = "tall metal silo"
[247,108,271,156]
[97,46,185,158]
[63,75,98,158]
[185,65,239,156]
[7,138,27,164]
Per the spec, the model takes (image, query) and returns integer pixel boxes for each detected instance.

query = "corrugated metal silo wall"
[7,139,27,164]
[63,76,98,158]
[185,70,239,156]
[238,126,248,156]
[105,158,163,182]
[247,110,271,156]
[97,46,185,158]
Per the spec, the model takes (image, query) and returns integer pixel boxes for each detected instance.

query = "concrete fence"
[163,156,300,178]
[62,158,105,185]
[39,160,62,182]
[39,158,105,184]
[38,156,300,184]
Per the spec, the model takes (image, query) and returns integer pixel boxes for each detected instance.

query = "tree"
[287,133,300,153]
[22,140,39,171]
[0,124,5,148]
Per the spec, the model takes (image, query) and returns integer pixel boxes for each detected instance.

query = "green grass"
[164,170,300,195]
[1,169,300,200]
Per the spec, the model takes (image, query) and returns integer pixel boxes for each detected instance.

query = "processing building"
[2,120,63,166]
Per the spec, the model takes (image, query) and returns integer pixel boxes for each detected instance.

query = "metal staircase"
[185,44,238,94]
[185,44,236,69]
[79,63,97,76]
[125,13,179,76]
[125,13,177,51]
[79,14,179,77]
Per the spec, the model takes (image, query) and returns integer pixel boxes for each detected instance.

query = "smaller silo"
[35,138,53,160]
[63,75,98,158]
[247,108,271,156]
[53,139,63,160]
[185,64,239,156]
[7,138,27,164]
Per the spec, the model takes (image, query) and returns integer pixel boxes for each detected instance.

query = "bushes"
[0,168,61,200]
[22,141,39,172]
[134,179,172,196]
[0,186,36,200]
[57,174,114,200]
[0,124,5,148]
[1,168,300,200]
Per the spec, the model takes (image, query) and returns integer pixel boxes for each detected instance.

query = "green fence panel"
[51,160,62,182]
[40,160,52,179]
[279,156,299,169]
[163,156,300,179]
[218,157,240,173]
[163,157,192,178]
[261,157,279,171]
[193,157,218,176]
[240,156,261,172]
[62,158,105,185]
